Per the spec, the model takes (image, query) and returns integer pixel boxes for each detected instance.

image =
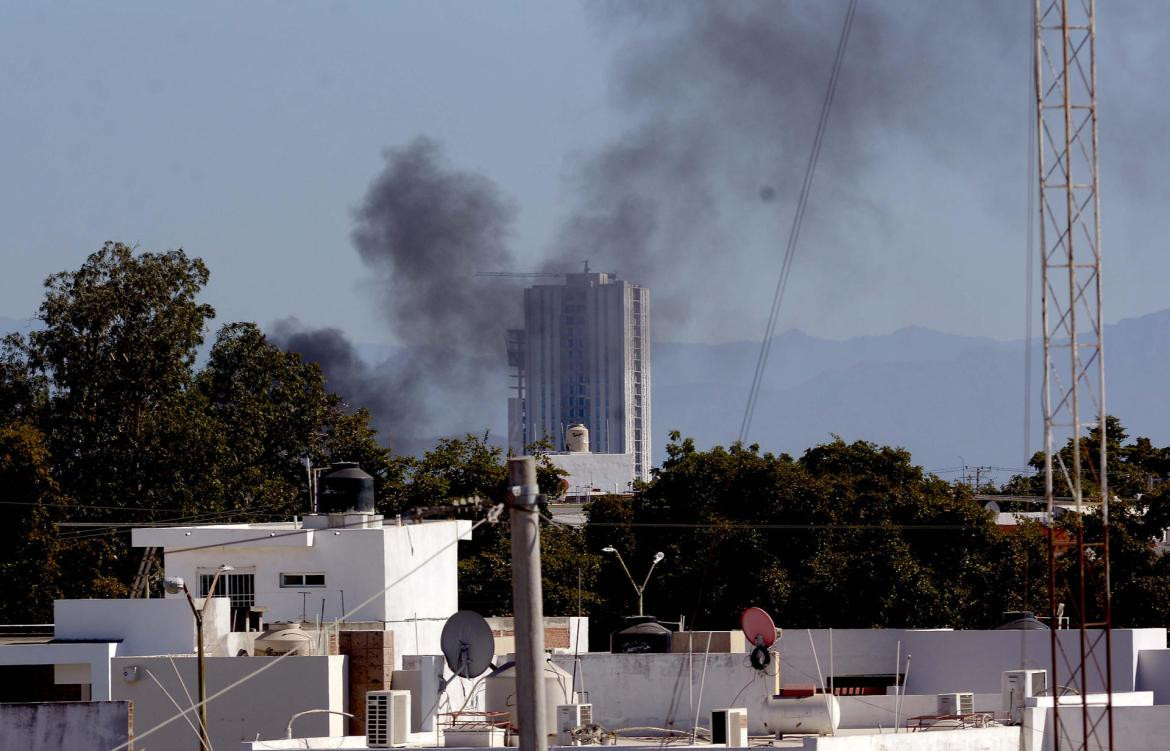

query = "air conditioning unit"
[1002,669,1047,725]
[711,708,748,748]
[936,692,974,716]
[557,703,594,745]
[367,690,411,748]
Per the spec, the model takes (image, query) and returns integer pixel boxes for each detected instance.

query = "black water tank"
[610,616,672,654]
[996,611,1050,630]
[317,462,375,513]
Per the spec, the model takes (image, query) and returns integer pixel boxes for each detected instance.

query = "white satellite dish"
[440,610,495,679]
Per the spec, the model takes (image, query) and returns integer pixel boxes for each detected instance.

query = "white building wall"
[1137,648,1170,703]
[0,701,133,751]
[54,598,199,656]
[1021,701,1167,751]
[111,655,346,751]
[551,628,1164,735]
[382,521,466,623]
[548,452,636,496]
[789,628,1164,695]
[135,520,470,628]
[804,727,1020,751]
[0,642,117,700]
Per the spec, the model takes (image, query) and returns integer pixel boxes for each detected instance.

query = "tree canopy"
[3,244,1169,638]
[0,244,397,609]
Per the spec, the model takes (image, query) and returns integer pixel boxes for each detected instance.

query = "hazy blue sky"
[2,1,1167,346]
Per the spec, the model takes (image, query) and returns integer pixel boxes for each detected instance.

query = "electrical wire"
[1023,0,1037,468]
[729,673,760,708]
[107,504,502,751]
[555,517,968,532]
[56,507,287,541]
[141,501,496,556]
[739,0,859,444]
[0,499,194,513]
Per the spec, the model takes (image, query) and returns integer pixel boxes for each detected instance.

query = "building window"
[280,573,326,588]
[197,569,256,615]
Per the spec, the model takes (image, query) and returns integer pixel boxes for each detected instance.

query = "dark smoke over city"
[551,1,1028,330]
[277,1,1038,452]
[274,138,519,452]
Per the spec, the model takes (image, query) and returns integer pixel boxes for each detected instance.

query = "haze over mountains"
[655,307,1170,482]
[4,307,1167,483]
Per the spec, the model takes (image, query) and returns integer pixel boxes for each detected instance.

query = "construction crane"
[474,271,566,278]
[474,261,592,278]
[1034,1,1112,749]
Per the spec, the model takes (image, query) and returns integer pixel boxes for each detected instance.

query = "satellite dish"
[741,606,777,649]
[441,610,495,679]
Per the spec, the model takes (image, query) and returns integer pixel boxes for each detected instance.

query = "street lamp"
[601,547,665,617]
[166,564,233,751]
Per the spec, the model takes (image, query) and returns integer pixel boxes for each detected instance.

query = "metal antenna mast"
[1034,1,1112,749]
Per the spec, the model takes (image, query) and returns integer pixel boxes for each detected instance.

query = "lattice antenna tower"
[1034,0,1112,749]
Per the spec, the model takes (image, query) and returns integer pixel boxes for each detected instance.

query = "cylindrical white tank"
[759,695,840,736]
[485,659,576,736]
[252,622,315,656]
[566,424,590,453]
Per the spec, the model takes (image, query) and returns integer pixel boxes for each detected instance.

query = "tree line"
[3,244,1169,640]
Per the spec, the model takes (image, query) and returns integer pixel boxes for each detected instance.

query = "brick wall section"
[492,625,570,649]
[339,629,394,736]
[544,627,570,649]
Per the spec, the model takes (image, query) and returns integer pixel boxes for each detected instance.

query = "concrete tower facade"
[507,273,651,481]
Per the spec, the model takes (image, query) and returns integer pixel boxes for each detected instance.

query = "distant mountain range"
[653,308,1170,482]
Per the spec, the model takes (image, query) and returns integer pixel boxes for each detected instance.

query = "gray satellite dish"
[441,610,495,679]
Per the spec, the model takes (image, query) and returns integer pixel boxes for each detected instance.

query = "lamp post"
[165,564,232,751]
[601,547,665,617]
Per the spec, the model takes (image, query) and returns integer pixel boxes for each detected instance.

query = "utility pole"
[509,456,548,751]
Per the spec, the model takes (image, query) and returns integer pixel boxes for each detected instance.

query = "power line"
[0,499,194,513]
[739,0,859,444]
[546,515,969,532]
[1022,0,1037,468]
[156,502,497,556]
[54,505,291,542]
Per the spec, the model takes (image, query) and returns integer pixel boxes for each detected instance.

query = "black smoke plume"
[276,138,519,452]
[268,318,407,429]
[554,1,1027,338]
[280,1,1052,449]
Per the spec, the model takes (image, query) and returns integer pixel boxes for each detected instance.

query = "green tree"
[582,431,1035,646]
[195,322,404,519]
[997,417,1170,627]
[0,422,68,622]
[0,245,401,600]
[10,244,217,592]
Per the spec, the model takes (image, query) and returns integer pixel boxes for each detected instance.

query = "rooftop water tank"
[485,658,575,735]
[566,424,590,453]
[610,616,672,654]
[760,695,840,736]
[253,621,315,656]
[317,462,375,513]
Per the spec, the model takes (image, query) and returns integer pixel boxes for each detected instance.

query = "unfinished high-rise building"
[507,272,651,481]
